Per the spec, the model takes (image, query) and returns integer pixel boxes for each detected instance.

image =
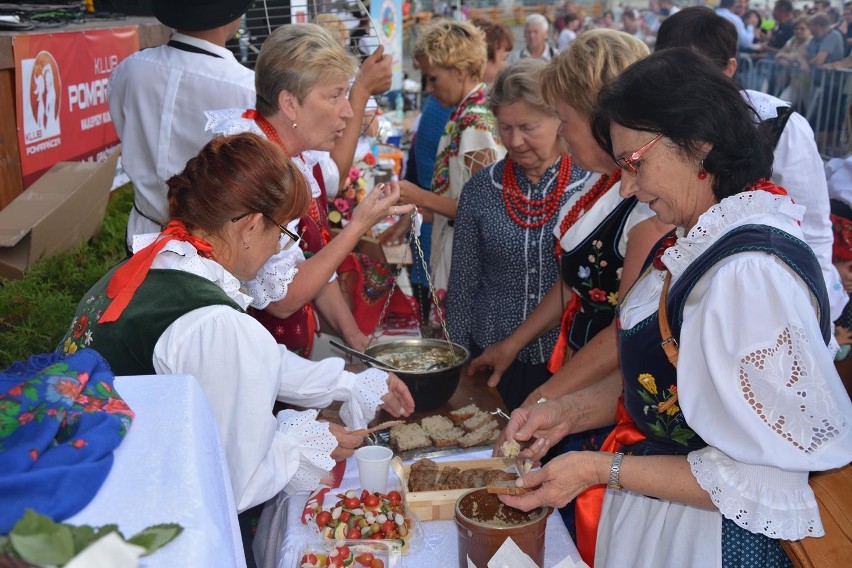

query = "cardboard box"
[391,456,518,520]
[0,151,119,280]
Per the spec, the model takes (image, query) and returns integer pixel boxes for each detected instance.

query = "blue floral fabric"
[0,350,134,533]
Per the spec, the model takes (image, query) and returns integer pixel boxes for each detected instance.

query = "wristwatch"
[608,452,625,491]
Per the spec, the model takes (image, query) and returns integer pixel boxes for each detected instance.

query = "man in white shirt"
[507,13,557,64]
[716,0,755,51]
[108,0,255,248]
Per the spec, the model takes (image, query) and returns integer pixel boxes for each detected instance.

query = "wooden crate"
[391,456,518,521]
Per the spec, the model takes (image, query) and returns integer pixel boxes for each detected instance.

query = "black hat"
[152,0,253,32]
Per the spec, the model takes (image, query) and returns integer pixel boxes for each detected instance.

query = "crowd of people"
[46,0,852,566]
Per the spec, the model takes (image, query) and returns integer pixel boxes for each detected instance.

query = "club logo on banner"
[22,51,62,146]
[14,27,139,188]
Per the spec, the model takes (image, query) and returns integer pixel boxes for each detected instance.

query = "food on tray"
[299,542,391,568]
[419,415,464,447]
[389,423,431,452]
[312,489,413,553]
[407,458,517,492]
[500,439,521,458]
[388,405,502,452]
[461,411,495,432]
[374,346,460,372]
[459,421,499,448]
[449,403,480,424]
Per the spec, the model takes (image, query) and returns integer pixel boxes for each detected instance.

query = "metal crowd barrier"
[735,54,852,158]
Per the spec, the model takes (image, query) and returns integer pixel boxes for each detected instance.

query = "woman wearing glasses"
[206,24,405,359]
[498,48,852,567]
[61,133,414,516]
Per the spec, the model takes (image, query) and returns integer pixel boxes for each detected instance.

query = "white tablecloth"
[274,450,582,568]
[68,374,245,567]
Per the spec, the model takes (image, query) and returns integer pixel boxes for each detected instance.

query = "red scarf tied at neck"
[99,220,214,323]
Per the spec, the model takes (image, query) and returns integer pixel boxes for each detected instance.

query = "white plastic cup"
[354,445,393,494]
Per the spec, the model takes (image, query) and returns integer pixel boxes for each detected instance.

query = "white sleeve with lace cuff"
[688,446,822,540]
[276,409,338,495]
[338,368,389,430]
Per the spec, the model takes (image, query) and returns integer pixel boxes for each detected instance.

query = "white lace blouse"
[132,235,389,512]
[618,191,852,540]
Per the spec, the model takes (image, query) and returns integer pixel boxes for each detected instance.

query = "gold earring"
[292,122,298,129]
[243,242,249,250]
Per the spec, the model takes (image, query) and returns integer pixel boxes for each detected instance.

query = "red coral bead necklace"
[503,154,573,229]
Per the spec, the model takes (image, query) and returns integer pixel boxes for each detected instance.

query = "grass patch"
[0,185,133,369]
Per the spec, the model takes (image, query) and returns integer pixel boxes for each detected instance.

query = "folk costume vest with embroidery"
[617,225,831,457]
[560,196,639,351]
[60,267,243,376]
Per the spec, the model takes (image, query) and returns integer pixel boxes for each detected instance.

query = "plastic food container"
[454,488,550,568]
[295,539,401,568]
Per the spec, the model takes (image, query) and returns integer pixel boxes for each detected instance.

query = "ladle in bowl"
[328,339,399,370]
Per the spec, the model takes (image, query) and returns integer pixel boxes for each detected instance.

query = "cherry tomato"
[315,511,332,529]
[363,494,380,508]
[301,553,317,565]
[329,554,344,568]
[371,559,384,568]
[361,489,370,500]
[380,520,395,534]
[355,552,375,566]
[336,545,350,559]
[386,491,402,503]
[347,527,361,539]
[344,497,361,509]
[338,510,351,523]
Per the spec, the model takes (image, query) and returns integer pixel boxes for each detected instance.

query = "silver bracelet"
[608,452,625,491]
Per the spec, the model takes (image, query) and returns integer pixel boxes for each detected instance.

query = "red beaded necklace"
[554,168,622,258]
[503,154,573,229]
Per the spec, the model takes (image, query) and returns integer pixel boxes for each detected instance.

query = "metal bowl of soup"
[363,338,470,411]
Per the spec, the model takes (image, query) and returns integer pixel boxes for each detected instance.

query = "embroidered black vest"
[560,196,639,350]
[59,267,243,376]
[617,225,830,456]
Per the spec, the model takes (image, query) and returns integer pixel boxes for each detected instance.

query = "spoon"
[328,339,399,370]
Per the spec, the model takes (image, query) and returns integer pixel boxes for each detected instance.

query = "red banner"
[14,27,139,188]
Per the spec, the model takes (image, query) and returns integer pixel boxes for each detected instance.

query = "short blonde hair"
[316,13,349,46]
[255,23,356,116]
[541,29,649,117]
[413,20,487,82]
[489,59,553,117]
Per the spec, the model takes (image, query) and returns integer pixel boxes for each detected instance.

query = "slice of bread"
[420,415,455,436]
[429,426,465,447]
[449,403,480,425]
[389,423,432,452]
[458,421,499,448]
[462,411,495,432]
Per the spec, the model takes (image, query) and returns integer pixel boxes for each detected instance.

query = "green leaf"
[127,524,183,556]
[670,425,696,446]
[0,534,12,555]
[647,421,665,439]
[69,524,96,555]
[22,386,38,402]
[637,389,655,406]
[8,510,75,566]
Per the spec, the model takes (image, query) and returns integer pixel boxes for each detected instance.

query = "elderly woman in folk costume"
[205,24,412,360]
[381,19,506,330]
[499,48,852,568]
[446,59,590,411]
[61,134,415,522]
